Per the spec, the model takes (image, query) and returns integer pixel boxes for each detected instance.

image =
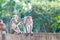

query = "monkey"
[0,20,6,40]
[10,15,22,34]
[23,16,33,36]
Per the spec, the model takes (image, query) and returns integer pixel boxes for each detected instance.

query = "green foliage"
[0,0,60,33]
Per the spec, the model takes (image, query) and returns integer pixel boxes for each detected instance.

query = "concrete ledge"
[1,33,60,40]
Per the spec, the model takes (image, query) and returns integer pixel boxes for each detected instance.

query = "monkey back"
[0,23,6,31]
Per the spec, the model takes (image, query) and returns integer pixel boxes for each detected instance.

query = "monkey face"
[13,15,19,20]
[26,16,32,24]
[14,16,18,20]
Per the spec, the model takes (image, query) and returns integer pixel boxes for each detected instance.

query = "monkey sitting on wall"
[23,16,33,36]
[10,15,22,34]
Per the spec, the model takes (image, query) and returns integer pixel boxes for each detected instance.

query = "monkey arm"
[17,21,22,26]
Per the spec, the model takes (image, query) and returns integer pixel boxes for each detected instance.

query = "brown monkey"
[10,15,22,34]
[23,16,33,34]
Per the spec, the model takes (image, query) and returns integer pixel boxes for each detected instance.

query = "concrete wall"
[0,33,60,40]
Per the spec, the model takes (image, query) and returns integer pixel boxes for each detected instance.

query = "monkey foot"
[30,33,33,36]
[25,33,29,36]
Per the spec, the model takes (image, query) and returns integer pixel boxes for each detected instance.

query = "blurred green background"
[0,0,60,33]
